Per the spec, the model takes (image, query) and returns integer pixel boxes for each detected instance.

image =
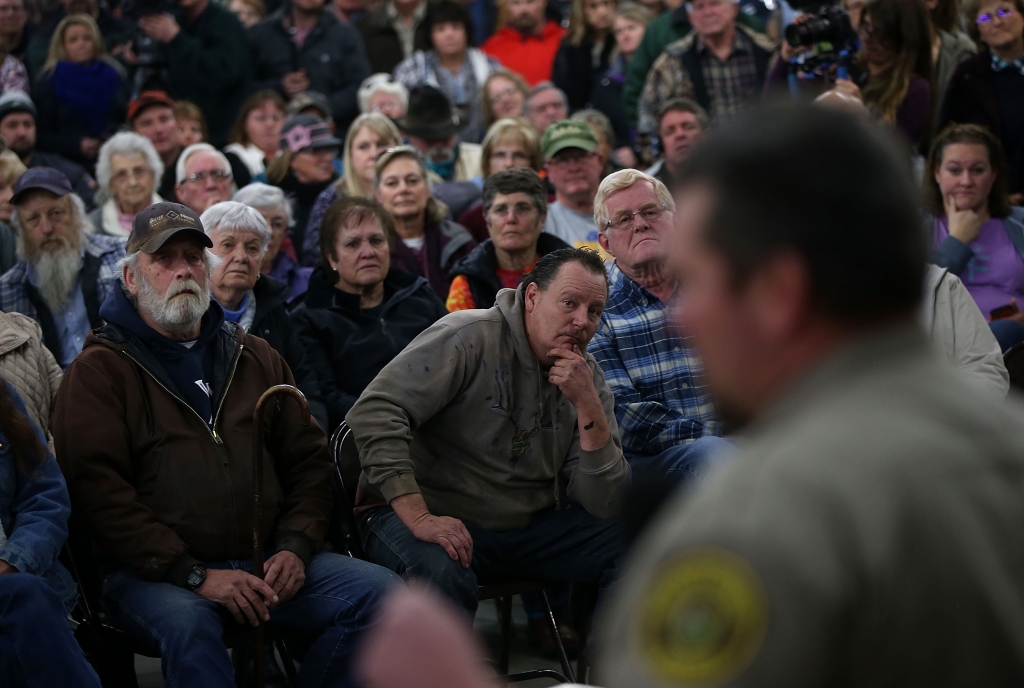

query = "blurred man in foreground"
[596,104,1024,686]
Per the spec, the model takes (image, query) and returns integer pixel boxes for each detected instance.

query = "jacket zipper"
[120,344,244,445]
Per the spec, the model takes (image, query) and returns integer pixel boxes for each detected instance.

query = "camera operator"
[128,0,250,148]
[765,0,932,146]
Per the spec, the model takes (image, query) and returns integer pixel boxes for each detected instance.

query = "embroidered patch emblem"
[631,547,768,685]
[166,210,179,219]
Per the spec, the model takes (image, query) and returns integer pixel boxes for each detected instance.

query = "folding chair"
[328,422,575,684]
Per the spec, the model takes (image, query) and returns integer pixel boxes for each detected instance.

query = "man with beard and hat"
[51,201,400,688]
[396,85,482,184]
[0,167,125,369]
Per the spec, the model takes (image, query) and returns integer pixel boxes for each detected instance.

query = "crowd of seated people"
[3,0,1024,682]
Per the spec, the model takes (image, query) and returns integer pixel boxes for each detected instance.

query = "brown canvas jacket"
[52,319,333,587]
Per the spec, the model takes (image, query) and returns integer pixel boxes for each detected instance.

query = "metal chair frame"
[328,422,576,684]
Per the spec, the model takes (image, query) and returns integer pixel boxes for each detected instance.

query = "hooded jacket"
[292,266,447,431]
[448,232,570,310]
[52,294,333,586]
[347,284,631,531]
[0,311,62,435]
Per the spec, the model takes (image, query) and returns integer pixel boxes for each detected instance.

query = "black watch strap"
[185,563,207,591]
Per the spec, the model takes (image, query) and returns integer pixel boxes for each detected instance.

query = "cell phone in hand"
[990,304,1015,321]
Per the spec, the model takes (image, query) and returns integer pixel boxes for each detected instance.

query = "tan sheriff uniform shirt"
[595,325,1024,687]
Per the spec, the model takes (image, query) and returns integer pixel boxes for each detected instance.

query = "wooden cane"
[252,385,310,687]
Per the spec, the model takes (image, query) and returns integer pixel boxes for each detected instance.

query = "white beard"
[18,234,83,313]
[135,272,212,334]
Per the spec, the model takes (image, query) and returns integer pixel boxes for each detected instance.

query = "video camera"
[121,0,175,97]
[782,4,859,92]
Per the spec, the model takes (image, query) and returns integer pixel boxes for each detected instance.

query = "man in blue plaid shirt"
[589,168,730,484]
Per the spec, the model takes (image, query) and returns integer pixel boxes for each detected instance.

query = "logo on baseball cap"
[127,202,213,255]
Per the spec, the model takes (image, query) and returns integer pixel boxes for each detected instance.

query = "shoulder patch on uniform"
[630,546,768,686]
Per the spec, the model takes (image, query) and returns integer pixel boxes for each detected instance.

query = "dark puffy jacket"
[356,2,433,74]
[390,217,476,299]
[448,232,570,309]
[249,274,329,432]
[291,266,447,430]
[552,36,615,113]
[163,1,251,147]
[249,6,371,135]
[52,315,333,587]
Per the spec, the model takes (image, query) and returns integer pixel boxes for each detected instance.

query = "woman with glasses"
[458,117,544,242]
[302,113,402,266]
[373,145,475,299]
[480,69,530,132]
[357,74,410,120]
[89,132,163,236]
[940,0,1024,204]
[291,197,447,430]
[446,168,568,311]
[265,114,341,258]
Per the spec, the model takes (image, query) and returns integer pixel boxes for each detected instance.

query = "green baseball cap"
[541,120,598,160]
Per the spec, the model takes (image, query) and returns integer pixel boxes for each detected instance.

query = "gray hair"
[572,109,615,147]
[358,74,409,113]
[199,201,272,252]
[95,132,164,193]
[175,143,231,185]
[482,167,548,218]
[233,182,295,228]
[593,169,675,230]
[116,249,221,304]
[526,82,568,109]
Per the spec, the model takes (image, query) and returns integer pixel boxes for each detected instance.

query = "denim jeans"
[0,573,101,688]
[990,318,1024,353]
[360,502,623,617]
[101,552,400,688]
[627,436,735,486]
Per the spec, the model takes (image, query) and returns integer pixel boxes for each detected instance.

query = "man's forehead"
[606,181,657,210]
[148,234,207,256]
[549,263,608,297]
[17,190,66,209]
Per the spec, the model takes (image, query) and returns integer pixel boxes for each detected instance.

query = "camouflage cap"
[127,202,212,255]
[541,120,598,160]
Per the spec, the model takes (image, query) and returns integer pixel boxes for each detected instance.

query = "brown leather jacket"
[52,319,333,587]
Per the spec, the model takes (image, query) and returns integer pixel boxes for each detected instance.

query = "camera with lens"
[121,0,174,95]
[785,5,857,49]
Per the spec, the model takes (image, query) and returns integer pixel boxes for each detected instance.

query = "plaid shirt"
[0,233,125,336]
[589,264,721,457]
[695,31,761,122]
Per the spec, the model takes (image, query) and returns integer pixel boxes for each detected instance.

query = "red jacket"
[481,21,566,86]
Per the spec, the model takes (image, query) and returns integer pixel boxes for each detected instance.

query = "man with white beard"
[51,202,399,688]
[0,167,125,368]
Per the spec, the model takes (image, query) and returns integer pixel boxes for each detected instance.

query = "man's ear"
[524,282,539,313]
[746,251,812,343]
[123,262,140,296]
[597,229,612,256]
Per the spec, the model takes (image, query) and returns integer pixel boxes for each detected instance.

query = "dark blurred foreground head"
[669,103,926,427]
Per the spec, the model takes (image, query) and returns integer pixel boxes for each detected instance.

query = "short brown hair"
[923,123,1011,219]
[319,197,396,280]
[963,0,1024,44]
[173,101,208,142]
[229,89,287,146]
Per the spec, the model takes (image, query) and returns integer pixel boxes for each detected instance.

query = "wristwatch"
[185,563,207,591]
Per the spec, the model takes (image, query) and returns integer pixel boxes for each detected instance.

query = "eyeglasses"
[547,149,595,168]
[603,203,668,232]
[977,6,1015,22]
[490,201,537,219]
[112,166,153,184]
[185,170,232,184]
[489,87,520,105]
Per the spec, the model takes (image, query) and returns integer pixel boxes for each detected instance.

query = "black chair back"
[1005,342,1024,392]
[328,421,369,560]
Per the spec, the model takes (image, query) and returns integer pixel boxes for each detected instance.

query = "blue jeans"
[990,318,1024,353]
[627,436,734,485]
[0,573,101,688]
[360,502,622,617]
[101,552,400,688]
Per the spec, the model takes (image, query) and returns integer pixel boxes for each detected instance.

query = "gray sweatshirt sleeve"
[562,358,632,519]
[346,323,470,503]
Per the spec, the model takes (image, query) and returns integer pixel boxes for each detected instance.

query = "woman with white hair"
[357,74,409,120]
[89,132,164,237]
[233,182,312,298]
[199,201,328,430]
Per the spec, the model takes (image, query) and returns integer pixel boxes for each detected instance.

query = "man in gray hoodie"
[347,247,631,616]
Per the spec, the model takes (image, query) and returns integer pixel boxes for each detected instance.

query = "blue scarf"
[991,53,1024,77]
[50,60,121,136]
